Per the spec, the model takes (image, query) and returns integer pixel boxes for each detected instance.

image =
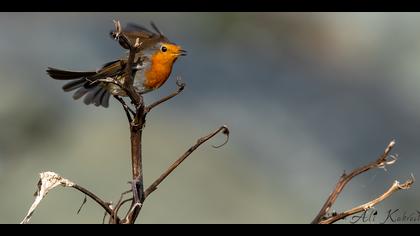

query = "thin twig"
[145,77,185,113]
[72,184,119,223]
[311,139,399,224]
[102,211,108,224]
[320,177,414,224]
[109,189,132,224]
[114,95,133,123]
[112,198,133,224]
[144,125,230,198]
[76,195,87,214]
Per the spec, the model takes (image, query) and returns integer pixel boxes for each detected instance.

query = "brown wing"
[111,22,169,50]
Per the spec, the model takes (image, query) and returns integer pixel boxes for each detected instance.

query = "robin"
[46,22,186,107]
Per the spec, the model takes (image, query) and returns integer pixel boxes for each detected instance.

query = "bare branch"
[212,127,230,148]
[111,20,146,224]
[145,77,185,113]
[144,125,230,199]
[113,95,134,123]
[113,198,133,223]
[107,189,132,224]
[320,177,414,224]
[21,171,118,224]
[72,184,115,218]
[102,211,108,224]
[311,139,406,224]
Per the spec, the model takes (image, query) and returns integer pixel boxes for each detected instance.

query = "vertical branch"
[128,106,145,223]
[130,122,143,180]
[110,20,228,224]
[112,20,145,224]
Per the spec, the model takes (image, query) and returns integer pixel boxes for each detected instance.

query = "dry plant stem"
[125,111,144,224]
[144,125,229,198]
[21,172,121,224]
[114,95,134,123]
[122,35,144,223]
[311,139,406,224]
[109,189,131,224]
[145,79,185,112]
[108,21,145,223]
[72,184,114,217]
[319,178,414,224]
[111,197,134,224]
[23,20,228,224]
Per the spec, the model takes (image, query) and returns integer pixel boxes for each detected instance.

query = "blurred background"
[0,12,419,224]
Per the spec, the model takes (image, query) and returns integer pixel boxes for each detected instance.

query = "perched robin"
[46,22,186,107]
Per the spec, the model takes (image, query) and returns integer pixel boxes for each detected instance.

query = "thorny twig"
[312,139,415,224]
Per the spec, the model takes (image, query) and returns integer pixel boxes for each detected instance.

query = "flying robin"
[46,22,186,107]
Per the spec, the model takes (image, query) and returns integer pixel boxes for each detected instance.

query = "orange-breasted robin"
[46,22,186,107]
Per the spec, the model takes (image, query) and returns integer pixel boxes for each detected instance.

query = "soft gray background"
[0,12,419,224]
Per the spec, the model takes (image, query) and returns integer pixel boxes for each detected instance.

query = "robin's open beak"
[179,49,187,56]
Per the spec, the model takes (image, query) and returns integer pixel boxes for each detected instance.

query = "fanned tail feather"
[46,67,112,108]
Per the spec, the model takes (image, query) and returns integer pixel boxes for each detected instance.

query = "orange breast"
[144,53,174,89]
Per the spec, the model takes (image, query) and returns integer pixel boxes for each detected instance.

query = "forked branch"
[319,177,414,224]
[312,139,414,224]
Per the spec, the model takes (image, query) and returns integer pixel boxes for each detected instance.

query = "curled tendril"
[212,125,230,148]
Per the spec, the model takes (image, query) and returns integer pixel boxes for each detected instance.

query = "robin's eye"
[160,46,167,52]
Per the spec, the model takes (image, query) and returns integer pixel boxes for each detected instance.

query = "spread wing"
[111,22,169,50]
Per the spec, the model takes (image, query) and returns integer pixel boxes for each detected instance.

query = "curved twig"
[144,125,230,199]
[145,77,186,113]
[72,184,119,223]
[212,126,230,148]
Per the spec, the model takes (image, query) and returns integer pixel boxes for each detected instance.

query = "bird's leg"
[113,95,135,122]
